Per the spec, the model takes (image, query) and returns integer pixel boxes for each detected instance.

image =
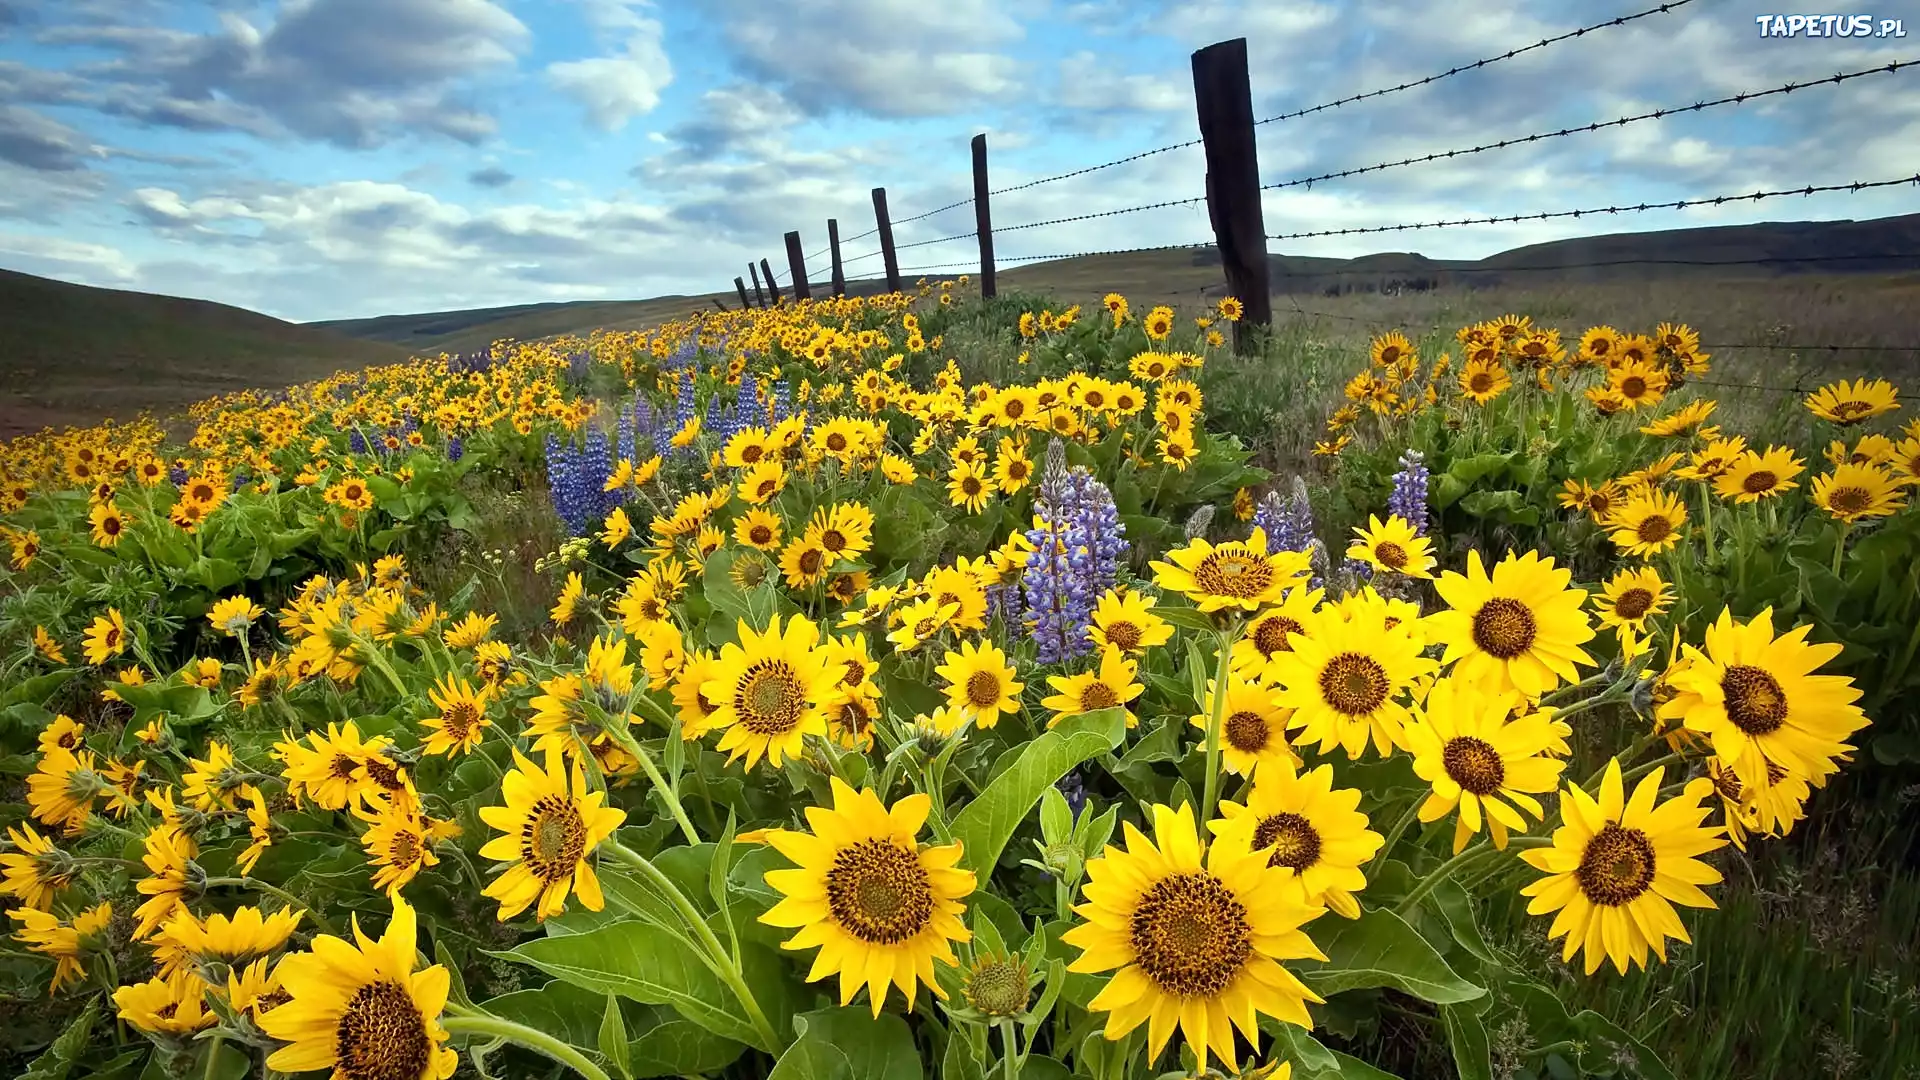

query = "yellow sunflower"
[549,571,586,626]
[1713,446,1804,504]
[88,502,130,548]
[1189,673,1300,778]
[1270,606,1434,759]
[734,507,784,551]
[1805,377,1899,426]
[1657,606,1869,792]
[702,614,842,770]
[478,748,627,921]
[1404,676,1568,854]
[1811,462,1908,522]
[1229,589,1323,683]
[1519,760,1726,975]
[1063,802,1326,1072]
[1211,764,1382,919]
[115,973,215,1035]
[934,639,1025,728]
[1151,528,1311,613]
[82,608,128,666]
[947,460,992,514]
[1089,588,1174,656]
[421,673,493,756]
[1591,566,1671,635]
[1346,514,1435,578]
[258,896,458,1080]
[1457,357,1511,404]
[779,534,832,590]
[1426,550,1596,698]
[759,779,975,1016]
[1041,646,1144,729]
[1605,487,1688,558]
[1606,358,1668,408]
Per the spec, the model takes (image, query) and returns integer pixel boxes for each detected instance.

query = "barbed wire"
[1259,60,1917,192]
[891,230,980,253]
[986,139,1206,198]
[1255,0,1694,127]
[1265,175,1920,241]
[1270,250,1920,277]
[894,197,975,226]
[994,194,1210,235]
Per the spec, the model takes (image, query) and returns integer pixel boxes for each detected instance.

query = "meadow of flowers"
[0,279,1912,1080]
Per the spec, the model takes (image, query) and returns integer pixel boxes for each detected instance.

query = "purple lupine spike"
[446,436,464,462]
[348,430,367,455]
[1388,449,1431,536]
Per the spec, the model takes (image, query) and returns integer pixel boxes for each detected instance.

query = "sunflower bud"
[960,952,1034,1019]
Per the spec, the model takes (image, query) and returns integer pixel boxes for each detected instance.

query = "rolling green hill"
[0,268,411,438]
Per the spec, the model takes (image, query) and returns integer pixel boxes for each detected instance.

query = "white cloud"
[547,0,673,131]
[0,232,137,280]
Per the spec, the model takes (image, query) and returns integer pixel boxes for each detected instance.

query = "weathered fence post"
[971,133,996,300]
[1191,38,1271,351]
[748,262,767,307]
[734,276,751,310]
[872,187,902,294]
[760,258,782,305]
[784,231,812,301]
[827,219,847,297]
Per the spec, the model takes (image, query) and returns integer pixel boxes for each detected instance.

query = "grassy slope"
[0,269,412,437]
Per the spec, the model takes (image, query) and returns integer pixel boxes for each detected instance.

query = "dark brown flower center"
[1442,736,1506,795]
[1574,824,1656,906]
[1636,514,1674,544]
[1128,872,1253,997]
[1252,616,1302,657]
[1223,711,1270,752]
[1620,377,1647,398]
[1318,652,1389,716]
[797,548,823,575]
[1742,470,1778,494]
[1612,588,1654,621]
[440,703,480,741]
[520,794,587,883]
[1826,486,1872,515]
[825,838,934,944]
[965,670,1003,708]
[1721,665,1788,735]
[1102,619,1143,652]
[749,525,773,545]
[335,979,433,1080]
[1080,681,1120,710]
[736,660,806,735]
[1471,598,1538,659]
[1469,372,1494,393]
[1374,541,1407,569]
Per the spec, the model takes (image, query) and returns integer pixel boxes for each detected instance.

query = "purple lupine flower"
[1019,442,1123,664]
[545,429,618,536]
[446,436,464,462]
[168,464,190,486]
[1388,449,1431,536]
[348,430,368,455]
[1253,481,1316,556]
[1056,770,1088,823]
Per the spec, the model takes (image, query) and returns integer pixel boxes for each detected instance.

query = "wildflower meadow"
[1,280,1914,1080]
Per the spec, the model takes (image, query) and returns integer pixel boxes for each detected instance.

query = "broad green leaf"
[19,1000,96,1080]
[498,920,767,1050]
[949,708,1128,874]
[1430,879,1498,966]
[1154,605,1216,634]
[483,980,746,1079]
[601,993,633,1080]
[1566,1009,1676,1080]
[942,1027,986,1080]
[1441,1004,1493,1080]
[766,1006,923,1080]
[1300,908,1485,1005]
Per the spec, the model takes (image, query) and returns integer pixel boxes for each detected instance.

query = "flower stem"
[441,1012,612,1080]
[1199,623,1241,831]
[1000,1018,1020,1080]
[202,877,337,936]
[1832,520,1851,578]
[603,841,784,1054]
[1395,842,1492,916]
[1377,798,1423,860]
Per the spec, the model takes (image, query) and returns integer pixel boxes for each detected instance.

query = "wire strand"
[1255,0,1696,127]
[1259,60,1916,192]
[1263,175,1920,241]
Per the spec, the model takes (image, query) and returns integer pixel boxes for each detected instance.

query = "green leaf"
[1441,1004,1493,1080]
[499,921,767,1050]
[601,993,634,1080]
[710,809,738,912]
[766,1006,924,1080]
[483,981,746,1079]
[949,707,1128,874]
[1457,489,1540,527]
[1566,1009,1676,1080]
[1300,908,1485,1005]
[1153,605,1216,634]
[19,1000,97,1080]
[1446,452,1513,486]
[941,1026,986,1080]
[1430,879,1498,966]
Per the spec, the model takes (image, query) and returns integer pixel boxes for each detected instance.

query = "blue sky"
[0,0,1914,322]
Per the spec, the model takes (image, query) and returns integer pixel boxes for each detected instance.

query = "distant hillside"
[0,269,411,437]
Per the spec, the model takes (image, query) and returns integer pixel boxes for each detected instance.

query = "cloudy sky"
[0,0,1914,323]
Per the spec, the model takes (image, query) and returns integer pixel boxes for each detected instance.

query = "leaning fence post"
[827,219,847,296]
[734,276,751,310]
[1191,38,1271,351]
[971,133,996,300]
[748,263,767,308]
[872,187,902,294]
[760,258,782,305]
[784,231,812,301]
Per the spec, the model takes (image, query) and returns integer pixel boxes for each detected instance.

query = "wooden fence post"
[734,276,751,310]
[784,231,812,301]
[872,187,902,294]
[1191,38,1271,352]
[761,258,782,305]
[827,219,847,296]
[748,263,767,307]
[971,133,995,300]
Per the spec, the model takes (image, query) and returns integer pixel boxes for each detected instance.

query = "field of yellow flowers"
[1,279,1915,1080]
